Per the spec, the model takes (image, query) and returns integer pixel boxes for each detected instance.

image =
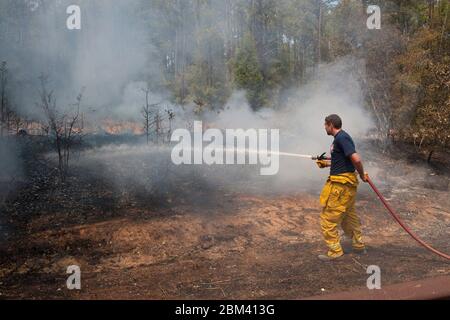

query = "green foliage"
[232,33,266,109]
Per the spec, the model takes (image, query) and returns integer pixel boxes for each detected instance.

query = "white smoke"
[73,58,375,194]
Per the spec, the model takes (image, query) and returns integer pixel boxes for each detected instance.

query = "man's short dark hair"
[325,114,342,129]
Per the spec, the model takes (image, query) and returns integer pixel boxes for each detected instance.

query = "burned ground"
[0,138,449,299]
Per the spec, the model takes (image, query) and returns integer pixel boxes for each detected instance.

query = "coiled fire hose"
[366,175,450,261]
[312,153,450,260]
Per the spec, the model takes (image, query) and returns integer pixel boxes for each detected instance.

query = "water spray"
[214,148,323,160]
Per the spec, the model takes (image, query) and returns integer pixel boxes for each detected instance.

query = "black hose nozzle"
[312,152,329,161]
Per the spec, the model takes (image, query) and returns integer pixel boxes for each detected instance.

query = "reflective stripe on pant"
[320,181,365,257]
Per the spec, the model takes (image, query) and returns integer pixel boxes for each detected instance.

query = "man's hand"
[359,172,369,182]
[316,160,330,169]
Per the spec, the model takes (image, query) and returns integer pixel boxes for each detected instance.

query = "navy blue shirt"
[330,130,356,175]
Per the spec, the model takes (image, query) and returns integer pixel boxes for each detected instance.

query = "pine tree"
[232,32,266,109]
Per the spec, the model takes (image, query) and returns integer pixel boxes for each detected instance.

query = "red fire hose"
[366,176,450,261]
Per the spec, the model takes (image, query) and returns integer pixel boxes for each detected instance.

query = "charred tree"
[141,88,152,145]
[37,75,84,181]
[0,61,8,137]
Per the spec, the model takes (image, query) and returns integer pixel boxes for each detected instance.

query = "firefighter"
[316,114,368,261]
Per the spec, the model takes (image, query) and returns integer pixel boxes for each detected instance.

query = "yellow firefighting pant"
[319,173,365,257]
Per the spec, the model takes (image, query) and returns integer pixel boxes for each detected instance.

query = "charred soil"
[0,139,449,299]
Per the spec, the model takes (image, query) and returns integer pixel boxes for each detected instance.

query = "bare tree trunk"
[317,0,322,70]
[0,62,7,137]
[428,0,436,22]
[440,1,449,52]
[155,111,161,144]
[141,89,151,145]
